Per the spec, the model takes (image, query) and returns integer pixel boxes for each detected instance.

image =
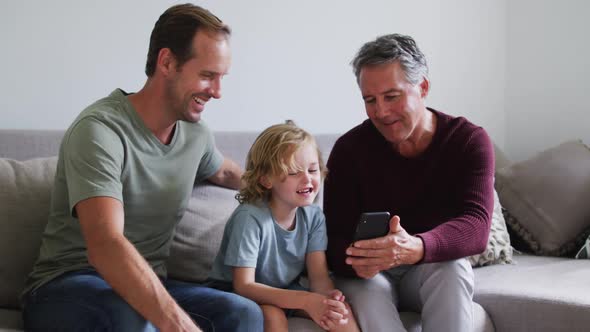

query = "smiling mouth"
[193,96,206,105]
[296,188,313,194]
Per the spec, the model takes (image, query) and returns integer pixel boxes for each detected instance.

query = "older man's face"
[359,61,428,147]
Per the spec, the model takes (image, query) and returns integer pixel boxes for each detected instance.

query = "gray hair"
[351,34,429,85]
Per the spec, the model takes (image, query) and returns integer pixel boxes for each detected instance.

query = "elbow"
[232,281,250,297]
[474,240,488,255]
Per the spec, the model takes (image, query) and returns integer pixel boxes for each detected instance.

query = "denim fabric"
[23,270,263,332]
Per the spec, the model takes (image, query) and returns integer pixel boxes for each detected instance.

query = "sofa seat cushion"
[474,253,590,332]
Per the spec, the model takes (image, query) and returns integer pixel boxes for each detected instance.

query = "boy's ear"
[259,176,272,189]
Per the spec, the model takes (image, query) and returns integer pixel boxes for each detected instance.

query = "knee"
[437,259,473,282]
[106,295,155,331]
[336,274,394,304]
[221,294,264,329]
[261,304,288,329]
[423,259,474,294]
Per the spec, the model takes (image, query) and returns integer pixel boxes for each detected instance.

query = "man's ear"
[259,176,272,189]
[419,77,430,98]
[156,48,176,76]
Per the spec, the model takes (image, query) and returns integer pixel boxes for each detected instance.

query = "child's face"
[267,143,321,210]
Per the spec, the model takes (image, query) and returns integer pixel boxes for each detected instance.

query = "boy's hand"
[321,293,350,330]
[326,289,345,302]
[304,293,349,330]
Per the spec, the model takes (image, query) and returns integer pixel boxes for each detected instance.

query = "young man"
[22,4,263,332]
[324,34,495,331]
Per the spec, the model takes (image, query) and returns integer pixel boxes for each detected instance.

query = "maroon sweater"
[324,109,495,277]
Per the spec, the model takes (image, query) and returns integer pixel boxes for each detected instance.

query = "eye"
[385,95,399,101]
[200,72,215,80]
[364,98,375,104]
[308,169,318,173]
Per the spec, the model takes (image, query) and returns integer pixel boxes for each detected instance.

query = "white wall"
[1,1,506,148]
[505,0,590,161]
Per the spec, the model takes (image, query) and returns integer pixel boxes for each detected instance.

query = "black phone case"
[353,212,390,241]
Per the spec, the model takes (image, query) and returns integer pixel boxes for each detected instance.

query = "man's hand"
[345,215,424,278]
[160,309,202,332]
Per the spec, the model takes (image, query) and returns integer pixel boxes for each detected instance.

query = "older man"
[324,34,495,331]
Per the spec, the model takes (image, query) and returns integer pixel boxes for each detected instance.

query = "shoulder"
[329,120,378,166]
[229,203,273,227]
[66,89,133,143]
[431,108,492,153]
[298,205,326,226]
[333,120,375,150]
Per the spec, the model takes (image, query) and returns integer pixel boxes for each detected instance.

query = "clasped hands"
[306,289,351,331]
[345,215,424,279]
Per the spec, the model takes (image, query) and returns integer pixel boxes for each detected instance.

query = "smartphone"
[352,212,391,242]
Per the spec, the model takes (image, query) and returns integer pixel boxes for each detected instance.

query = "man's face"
[166,29,231,123]
[359,61,428,147]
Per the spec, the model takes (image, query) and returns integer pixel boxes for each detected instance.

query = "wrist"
[302,292,323,311]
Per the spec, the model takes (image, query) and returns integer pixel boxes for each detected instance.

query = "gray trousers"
[335,259,474,332]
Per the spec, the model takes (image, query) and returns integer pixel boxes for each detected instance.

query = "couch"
[1,129,589,332]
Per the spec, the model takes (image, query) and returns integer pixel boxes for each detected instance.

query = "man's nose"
[207,78,222,99]
[375,99,389,118]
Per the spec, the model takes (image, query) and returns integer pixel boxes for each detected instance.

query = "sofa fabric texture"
[0,157,57,308]
[495,140,590,256]
[2,129,590,332]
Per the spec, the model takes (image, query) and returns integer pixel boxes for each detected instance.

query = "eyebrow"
[362,88,399,100]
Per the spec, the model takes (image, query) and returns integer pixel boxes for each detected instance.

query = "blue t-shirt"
[209,202,328,288]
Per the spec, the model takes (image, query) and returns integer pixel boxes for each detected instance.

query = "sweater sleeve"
[416,127,495,262]
[324,138,361,277]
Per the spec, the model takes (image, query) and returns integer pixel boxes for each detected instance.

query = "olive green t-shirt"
[23,89,223,296]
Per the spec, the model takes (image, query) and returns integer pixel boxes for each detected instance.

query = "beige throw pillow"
[0,157,57,308]
[166,183,239,283]
[495,140,590,256]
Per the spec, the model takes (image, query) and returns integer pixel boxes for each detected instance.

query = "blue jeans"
[23,270,263,332]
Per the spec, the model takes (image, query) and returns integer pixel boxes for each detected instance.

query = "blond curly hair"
[236,121,327,204]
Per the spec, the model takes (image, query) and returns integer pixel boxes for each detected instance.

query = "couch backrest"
[0,129,340,168]
[0,129,339,309]
[0,128,507,309]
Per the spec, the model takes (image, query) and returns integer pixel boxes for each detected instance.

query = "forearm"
[208,158,243,190]
[88,235,185,329]
[309,276,335,296]
[234,281,317,310]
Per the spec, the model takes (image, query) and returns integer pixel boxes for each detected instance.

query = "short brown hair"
[237,121,327,204]
[145,3,231,76]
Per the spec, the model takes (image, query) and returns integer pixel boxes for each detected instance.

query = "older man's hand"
[345,215,424,278]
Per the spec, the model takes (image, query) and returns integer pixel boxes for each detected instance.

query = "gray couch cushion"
[0,130,63,161]
[474,253,590,332]
[166,183,240,283]
[0,157,57,309]
[495,140,590,256]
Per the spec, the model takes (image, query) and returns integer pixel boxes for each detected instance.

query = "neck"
[397,108,437,158]
[128,79,177,144]
[268,200,297,231]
